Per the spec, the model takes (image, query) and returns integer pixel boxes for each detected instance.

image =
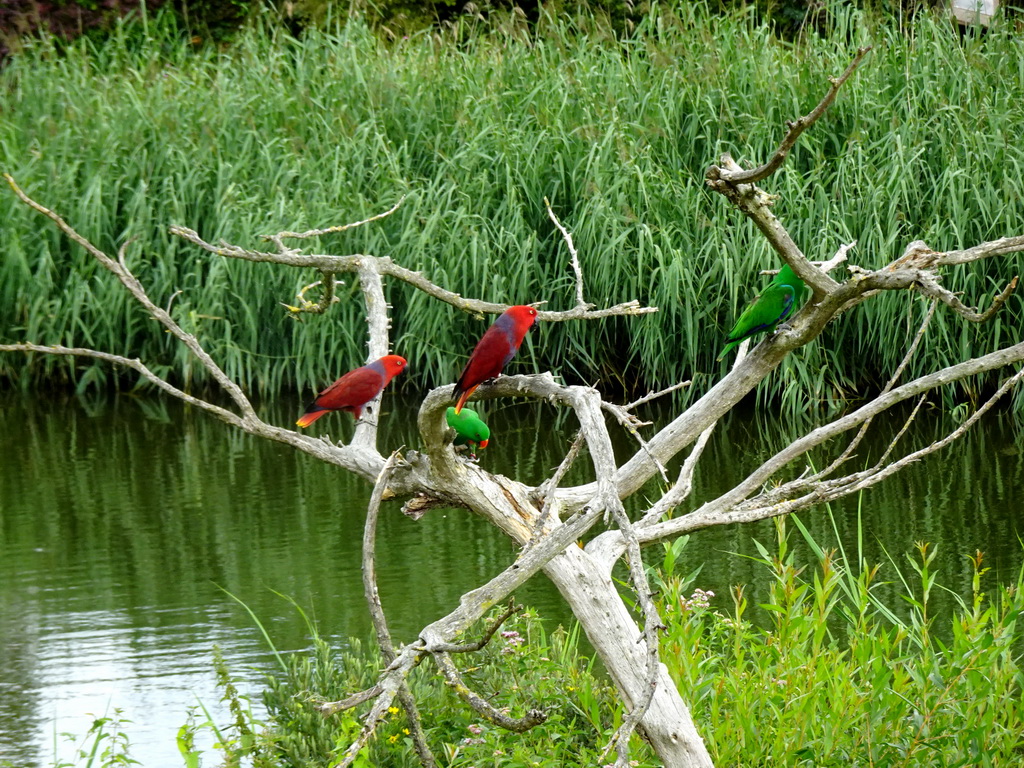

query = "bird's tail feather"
[453,384,478,414]
[296,407,326,428]
[716,340,739,362]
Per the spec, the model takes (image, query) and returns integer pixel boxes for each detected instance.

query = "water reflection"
[0,391,1022,767]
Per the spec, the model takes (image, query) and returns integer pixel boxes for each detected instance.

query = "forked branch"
[714,47,872,185]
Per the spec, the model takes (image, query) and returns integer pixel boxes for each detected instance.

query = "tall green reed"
[2,3,1022,411]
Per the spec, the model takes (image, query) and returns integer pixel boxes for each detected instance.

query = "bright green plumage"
[718,264,808,361]
[445,407,491,457]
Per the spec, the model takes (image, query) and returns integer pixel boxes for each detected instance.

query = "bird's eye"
[529,308,537,315]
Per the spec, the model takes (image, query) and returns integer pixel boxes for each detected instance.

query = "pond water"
[1,390,1022,767]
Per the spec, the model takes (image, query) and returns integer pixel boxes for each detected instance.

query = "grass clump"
[169,609,639,767]
[255,612,633,767]
[657,520,1024,766]
[2,4,1023,411]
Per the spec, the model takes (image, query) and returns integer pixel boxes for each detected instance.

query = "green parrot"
[445,407,491,458]
[718,264,808,361]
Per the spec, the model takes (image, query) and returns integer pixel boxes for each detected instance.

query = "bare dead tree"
[4,47,1024,768]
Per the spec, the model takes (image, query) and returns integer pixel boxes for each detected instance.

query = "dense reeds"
[2,4,1023,408]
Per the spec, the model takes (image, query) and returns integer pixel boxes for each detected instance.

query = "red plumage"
[297,355,407,428]
[453,305,538,413]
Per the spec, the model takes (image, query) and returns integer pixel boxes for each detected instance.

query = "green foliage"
[44,709,140,768]
[255,610,639,767]
[2,4,1023,412]
[170,647,279,768]
[655,521,1024,766]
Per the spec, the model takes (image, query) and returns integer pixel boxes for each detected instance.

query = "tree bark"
[543,545,713,767]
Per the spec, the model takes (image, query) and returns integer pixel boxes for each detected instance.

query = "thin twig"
[4,173,259,421]
[814,299,939,480]
[530,430,587,540]
[602,401,669,483]
[545,196,590,310]
[848,368,1024,495]
[269,195,407,242]
[636,421,716,530]
[715,47,872,185]
[432,651,547,731]
[429,601,521,654]
[874,394,928,469]
[0,344,241,424]
[621,380,691,411]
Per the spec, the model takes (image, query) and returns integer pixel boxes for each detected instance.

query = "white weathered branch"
[349,257,395,453]
[545,196,590,310]
[5,174,258,421]
[935,235,1024,266]
[2,175,388,482]
[7,48,1024,764]
[359,452,436,768]
[169,225,656,322]
[633,343,1024,546]
[0,343,240,423]
[815,240,856,273]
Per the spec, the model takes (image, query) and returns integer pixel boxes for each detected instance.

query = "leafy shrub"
[655,520,1024,765]
[256,612,639,767]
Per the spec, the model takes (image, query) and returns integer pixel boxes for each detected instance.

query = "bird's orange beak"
[478,439,489,450]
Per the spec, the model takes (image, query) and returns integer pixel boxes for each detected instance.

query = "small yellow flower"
[402,728,410,735]
[388,706,400,715]
[388,734,399,744]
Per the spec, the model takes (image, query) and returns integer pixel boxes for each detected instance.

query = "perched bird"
[718,264,807,361]
[452,305,539,413]
[446,407,490,458]
[296,355,407,428]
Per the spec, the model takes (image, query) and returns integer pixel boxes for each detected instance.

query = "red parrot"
[452,305,538,413]
[296,354,407,428]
